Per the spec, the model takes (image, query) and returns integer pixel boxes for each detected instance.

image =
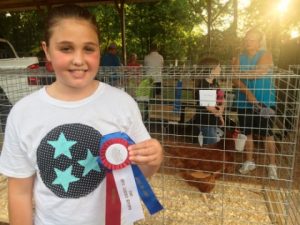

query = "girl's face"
[42,18,100,93]
[211,64,221,77]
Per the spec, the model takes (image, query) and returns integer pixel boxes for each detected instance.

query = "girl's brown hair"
[199,57,220,77]
[44,4,99,45]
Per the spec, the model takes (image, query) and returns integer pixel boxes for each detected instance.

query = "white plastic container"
[198,132,203,147]
[235,134,247,152]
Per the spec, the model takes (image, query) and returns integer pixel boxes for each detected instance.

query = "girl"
[0,4,163,225]
[193,57,225,145]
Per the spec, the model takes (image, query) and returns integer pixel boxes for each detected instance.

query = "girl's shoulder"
[102,83,135,102]
[14,88,43,107]
[8,89,44,121]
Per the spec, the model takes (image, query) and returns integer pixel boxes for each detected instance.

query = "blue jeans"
[200,125,218,145]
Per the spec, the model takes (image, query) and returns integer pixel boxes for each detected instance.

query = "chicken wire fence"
[0,65,299,225]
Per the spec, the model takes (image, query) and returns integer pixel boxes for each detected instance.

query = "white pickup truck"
[0,38,54,103]
[0,38,43,131]
[0,38,39,69]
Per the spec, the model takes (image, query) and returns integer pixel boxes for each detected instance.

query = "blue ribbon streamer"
[98,132,163,215]
[132,164,163,214]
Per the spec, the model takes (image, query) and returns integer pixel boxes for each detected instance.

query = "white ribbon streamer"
[113,166,145,224]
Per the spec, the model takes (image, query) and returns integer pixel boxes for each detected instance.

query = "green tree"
[0,10,45,56]
[1,0,299,65]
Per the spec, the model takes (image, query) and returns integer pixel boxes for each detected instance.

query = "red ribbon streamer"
[105,172,121,225]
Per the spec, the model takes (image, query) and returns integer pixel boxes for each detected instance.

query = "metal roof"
[0,0,156,11]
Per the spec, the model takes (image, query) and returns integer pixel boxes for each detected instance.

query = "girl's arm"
[8,176,34,225]
[128,138,163,178]
[206,106,222,117]
[233,79,260,104]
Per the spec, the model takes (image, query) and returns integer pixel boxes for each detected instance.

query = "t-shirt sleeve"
[0,110,36,178]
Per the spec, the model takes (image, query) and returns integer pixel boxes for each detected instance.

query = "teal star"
[52,166,80,192]
[78,149,101,176]
[47,132,77,159]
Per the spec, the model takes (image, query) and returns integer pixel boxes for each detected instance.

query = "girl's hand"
[207,106,223,117]
[128,138,163,167]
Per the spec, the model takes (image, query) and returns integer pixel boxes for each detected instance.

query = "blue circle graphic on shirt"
[37,123,105,198]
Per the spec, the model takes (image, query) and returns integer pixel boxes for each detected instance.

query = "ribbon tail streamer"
[106,172,121,225]
[132,165,164,215]
[114,166,144,224]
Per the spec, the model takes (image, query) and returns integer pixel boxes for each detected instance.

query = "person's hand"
[231,65,239,77]
[219,117,225,126]
[128,138,163,168]
[217,105,224,115]
[206,106,216,113]
[207,106,223,117]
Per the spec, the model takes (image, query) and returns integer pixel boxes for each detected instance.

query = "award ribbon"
[98,132,163,225]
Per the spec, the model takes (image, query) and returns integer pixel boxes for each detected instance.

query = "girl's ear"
[41,41,51,62]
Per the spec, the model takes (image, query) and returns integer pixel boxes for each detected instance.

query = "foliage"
[91,5,121,52]
[0,0,299,65]
[0,10,45,56]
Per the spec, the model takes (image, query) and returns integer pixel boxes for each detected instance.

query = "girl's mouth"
[69,69,88,77]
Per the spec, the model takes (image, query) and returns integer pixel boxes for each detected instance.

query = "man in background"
[144,43,164,97]
[101,43,122,86]
[101,43,122,67]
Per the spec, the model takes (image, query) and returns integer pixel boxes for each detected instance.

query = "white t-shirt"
[0,82,150,225]
[144,51,164,83]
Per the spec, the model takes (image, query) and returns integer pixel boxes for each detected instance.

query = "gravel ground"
[137,173,272,225]
[0,172,274,225]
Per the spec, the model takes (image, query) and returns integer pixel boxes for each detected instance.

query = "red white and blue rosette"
[98,132,163,225]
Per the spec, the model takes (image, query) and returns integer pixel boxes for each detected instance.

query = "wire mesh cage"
[131,65,300,225]
[0,65,299,225]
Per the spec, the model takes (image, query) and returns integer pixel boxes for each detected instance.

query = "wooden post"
[114,0,127,65]
[207,0,212,54]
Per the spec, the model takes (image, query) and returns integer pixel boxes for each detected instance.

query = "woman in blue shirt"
[232,28,278,179]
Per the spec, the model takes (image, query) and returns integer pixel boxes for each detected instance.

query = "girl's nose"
[72,51,84,66]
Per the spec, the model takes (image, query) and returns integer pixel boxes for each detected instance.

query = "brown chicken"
[164,129,236,193]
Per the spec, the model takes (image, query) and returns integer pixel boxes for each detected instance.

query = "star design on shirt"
[47,132,77,159]
[78,149,101,176]
[52,165,80,192]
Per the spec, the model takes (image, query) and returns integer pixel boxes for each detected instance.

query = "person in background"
[232,28,277,179]
[144,43,164,97]
[126,53,142,97]
[127,53,141,67]
[100,42,122,86]
[0,5,163,225]
[101,42,121,67]
[192,57,225,145]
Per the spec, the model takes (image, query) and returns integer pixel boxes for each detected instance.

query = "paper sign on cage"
[98,132,163,225]
[199,90,217,106]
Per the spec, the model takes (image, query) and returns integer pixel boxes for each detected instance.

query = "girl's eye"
[60,46,72,52]
[84,47,96,53]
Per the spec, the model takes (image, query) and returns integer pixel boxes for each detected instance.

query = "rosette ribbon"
[98,132,163,225]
